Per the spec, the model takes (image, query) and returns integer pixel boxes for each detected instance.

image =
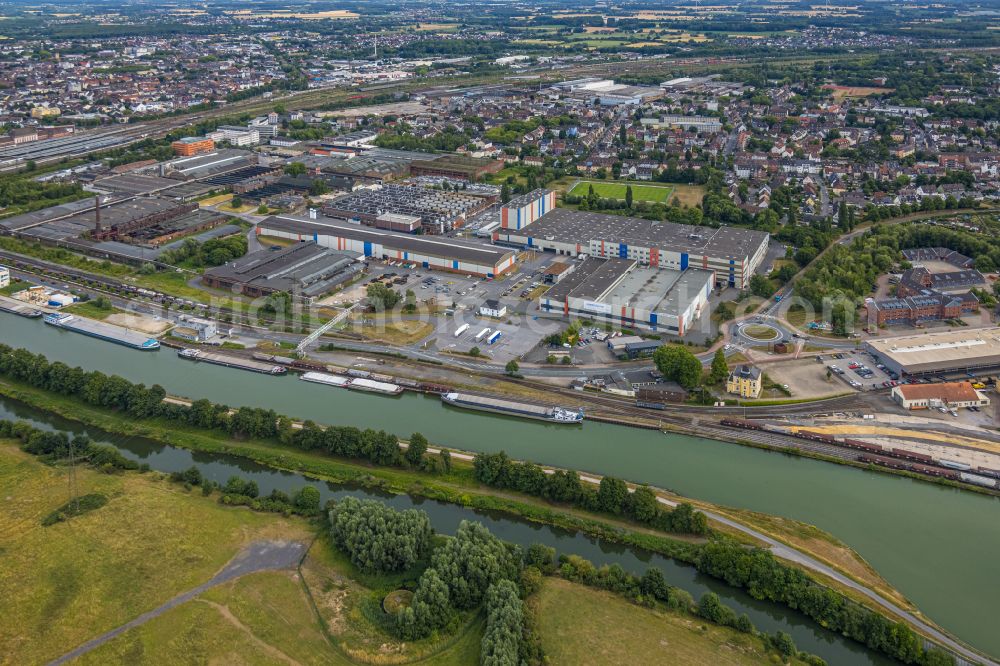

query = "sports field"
[569,180,674,203]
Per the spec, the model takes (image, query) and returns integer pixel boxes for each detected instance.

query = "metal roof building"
[498,208,768,289]
[202,241,362,300]
[257,215,516,278]
[865,328,1000,377]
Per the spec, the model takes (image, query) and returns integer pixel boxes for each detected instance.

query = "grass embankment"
[0,376,918,626]
[532,578,806,666]
[0,442,311,665]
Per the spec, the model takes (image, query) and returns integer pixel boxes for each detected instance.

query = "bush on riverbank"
[696,541,954,666]
[472,451,709,536]
[0,419,137,472]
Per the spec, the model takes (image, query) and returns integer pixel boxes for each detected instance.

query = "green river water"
[3,313,999,660]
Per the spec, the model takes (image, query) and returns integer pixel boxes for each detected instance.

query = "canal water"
[0,396,891,665]
[4,313,1000,659]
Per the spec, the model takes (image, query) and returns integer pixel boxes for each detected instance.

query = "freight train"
[720,418,999,489]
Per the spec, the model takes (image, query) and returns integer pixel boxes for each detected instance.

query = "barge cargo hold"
[178,348,286,375]
[43,313,160,350]
[441,391,583,424]
[348,377,403,395]
[0,302,42,318]
[300,371,351,388]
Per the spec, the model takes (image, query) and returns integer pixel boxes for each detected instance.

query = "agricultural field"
[532,577,806,666]
[569,180,675,203]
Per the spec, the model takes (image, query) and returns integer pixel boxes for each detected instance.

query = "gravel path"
[46,540,307,666]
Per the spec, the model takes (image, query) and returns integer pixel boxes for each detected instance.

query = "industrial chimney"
[94,196,101,233]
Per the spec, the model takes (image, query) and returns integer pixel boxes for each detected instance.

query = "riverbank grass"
[76,571,340,666]
[532,577,806,665]
[0,441,311,666]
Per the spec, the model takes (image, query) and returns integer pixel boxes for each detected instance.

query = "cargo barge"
[441,391,583,424]
[178,348,286,375]
[44,313,160,350]
[0,302,43,318]
[349,377,403,395]
[300,371,351,388]
[299,371,402,395]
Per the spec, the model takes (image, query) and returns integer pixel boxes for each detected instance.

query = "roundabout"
[737,321,782,343]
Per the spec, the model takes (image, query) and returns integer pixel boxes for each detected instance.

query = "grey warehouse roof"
[259,215,515,266]
[516,208,768,260]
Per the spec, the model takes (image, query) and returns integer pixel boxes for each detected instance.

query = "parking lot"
[819,351,897,392]
[349,253,565,363]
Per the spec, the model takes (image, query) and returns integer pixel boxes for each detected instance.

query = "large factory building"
[539,257,714,336]
[257,215,516,278]
[495,204,768,289]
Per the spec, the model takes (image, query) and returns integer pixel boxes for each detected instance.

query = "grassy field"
[354,319,435,345]
[532,578,803,665]
[0,439,485,665]
[0,441,311,665]
[62,300,125,320]
[78,571,339,665]
[569,180,674,203]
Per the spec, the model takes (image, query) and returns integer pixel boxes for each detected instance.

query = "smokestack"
[94,196,101,232]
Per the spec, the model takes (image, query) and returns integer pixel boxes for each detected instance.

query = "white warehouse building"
[539,257,714,337]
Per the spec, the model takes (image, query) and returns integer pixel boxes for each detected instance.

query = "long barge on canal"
[0,302,42,318]
[43,313,160,350]
[441,391,583,424]
[178,348,286,375]
[300,371,403,395]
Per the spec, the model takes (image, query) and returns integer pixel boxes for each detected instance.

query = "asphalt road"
[46,540,307,666]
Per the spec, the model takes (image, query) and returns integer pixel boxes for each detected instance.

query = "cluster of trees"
[696,541,954,666]
[159,235,248,268]
[374,125,469,153]
[166,465,321,515]
[366,283,402,311]
[861,196,979,225]
[0,176,85,216]
[796,238,895,313]
[0,419,138,472]
[652,344,703,389]
[472,451,708,535]
[394,520,523,647]
[329,497,433,574]
[480,580,523,666]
